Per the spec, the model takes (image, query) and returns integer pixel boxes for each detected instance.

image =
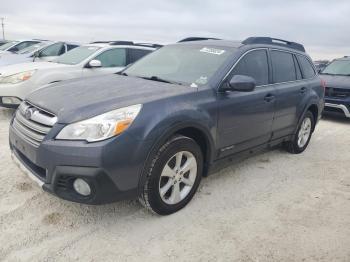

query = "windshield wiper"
[117,72,128,76]
[140,76,183,85]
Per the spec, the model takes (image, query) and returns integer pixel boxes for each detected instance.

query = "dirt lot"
[0,108,349,262]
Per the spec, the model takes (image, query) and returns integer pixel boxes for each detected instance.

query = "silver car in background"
[0,40,43,55]
[0,41,80,67]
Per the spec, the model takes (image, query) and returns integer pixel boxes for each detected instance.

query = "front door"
[217,49,276,157]
[82,48,127,77]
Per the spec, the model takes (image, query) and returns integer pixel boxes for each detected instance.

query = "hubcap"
[159,151,197,205]
[297,117,312,148]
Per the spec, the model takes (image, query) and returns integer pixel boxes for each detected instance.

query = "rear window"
[271,51,296,83]
[298,55,316,79]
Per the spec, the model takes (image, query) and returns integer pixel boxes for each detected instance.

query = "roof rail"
[32,39,50,41]
[242,37,305,52]
[134,43,163,48]
[178,37,221,43]
[110,41,134,45]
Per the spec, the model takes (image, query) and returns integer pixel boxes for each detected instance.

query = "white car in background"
[0,40,43,55]
[0,41,80,67]
[0,41,160,107]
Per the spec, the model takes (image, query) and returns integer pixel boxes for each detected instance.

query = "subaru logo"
[24,108,35,120]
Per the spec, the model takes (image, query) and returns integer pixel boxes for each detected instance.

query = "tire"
[285,111,315,154]
[139,135,203,215]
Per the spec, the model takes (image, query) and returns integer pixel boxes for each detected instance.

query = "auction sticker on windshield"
[200,47,226,55]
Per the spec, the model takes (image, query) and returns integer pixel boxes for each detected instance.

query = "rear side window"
[40,43,65,57]
[94,48,126,67]
[231,49,269,86]
[293,55,303,80]
[271,51,296,83]
[298,55,316,79]
[67,45,79,51]
[128,49,152,64]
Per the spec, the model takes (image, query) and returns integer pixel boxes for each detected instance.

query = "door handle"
[300,87,307,94]
[264,94,275,102]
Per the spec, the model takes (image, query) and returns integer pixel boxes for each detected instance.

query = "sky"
[1,0,350,60]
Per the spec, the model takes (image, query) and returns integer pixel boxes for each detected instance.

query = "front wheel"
[285,111,315,154]
[139,135,203,215]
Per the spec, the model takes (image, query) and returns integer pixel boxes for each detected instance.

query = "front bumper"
[324,97,350,118]
[9,123,153,204]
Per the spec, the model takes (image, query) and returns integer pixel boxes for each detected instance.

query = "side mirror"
[88,59,102,68]
[224,75,256,92]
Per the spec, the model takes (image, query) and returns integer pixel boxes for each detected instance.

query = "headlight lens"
[0,70,36,84]
[56,104,142,142]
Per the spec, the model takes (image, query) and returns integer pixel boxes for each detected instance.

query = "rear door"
[270,50,307,139]
[82,47,127,77]
[217,49,276,157]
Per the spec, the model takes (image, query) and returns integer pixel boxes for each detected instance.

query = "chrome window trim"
[220,47,317,90]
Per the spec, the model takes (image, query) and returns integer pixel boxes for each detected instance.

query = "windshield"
[16,42,48,54]
[0,41,19,51]
[124,45,234,86]
[322,60,350,76]
[55,46,100,65]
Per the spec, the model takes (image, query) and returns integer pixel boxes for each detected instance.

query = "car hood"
[0,61,68,76]
[320,74,350,89]
[0,54,32,67]
[27,74,198,123]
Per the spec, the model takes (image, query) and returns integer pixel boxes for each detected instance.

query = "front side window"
[55,46,100,65]
[8,41,40,52]
[124,45,235,86]
[94,48,126,67]
[321,59,350,76]
[271,51,297,83]
[230,49,269,86]
[298,55,316,79]
[16,42,48,54]
[0,41,19,50]
[40,43,65,57]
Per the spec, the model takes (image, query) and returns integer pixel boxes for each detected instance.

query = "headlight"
[0,70,36,84]
[56,104,142,142]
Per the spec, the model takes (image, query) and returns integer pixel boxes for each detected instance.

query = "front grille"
[12,102,57,147]
[325,87,350,98]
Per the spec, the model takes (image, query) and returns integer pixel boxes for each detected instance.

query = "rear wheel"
[139,135,203,215]
[285,111,314,154]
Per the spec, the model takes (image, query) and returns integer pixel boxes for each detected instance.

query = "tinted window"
[94,48,126,67]
[293,55,302,80]
[230,49,269,86]
[298,55,316,79]
[67,44,79,51]
[128,48,151,64]
[40,43,64,57]
[271,51,296,83]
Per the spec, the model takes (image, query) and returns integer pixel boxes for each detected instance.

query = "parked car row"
[6,36,326,215]
[0,41,160,107]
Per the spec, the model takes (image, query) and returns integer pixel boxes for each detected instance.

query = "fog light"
[2,97,22,105]
[73,178,91,196]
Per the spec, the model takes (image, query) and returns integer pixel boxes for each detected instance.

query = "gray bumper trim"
[325,103,350,118]
[11,152,44,187]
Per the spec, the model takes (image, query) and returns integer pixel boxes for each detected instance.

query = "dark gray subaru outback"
[9,37,325,215]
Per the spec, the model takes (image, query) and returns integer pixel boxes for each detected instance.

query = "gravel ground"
[0,108,349,262]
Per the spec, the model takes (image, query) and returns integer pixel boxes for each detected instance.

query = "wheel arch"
[138,122,216,193]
